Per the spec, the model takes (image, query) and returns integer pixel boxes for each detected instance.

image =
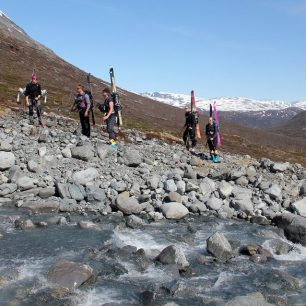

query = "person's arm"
[104,101,114,120]
[84,94,91,117]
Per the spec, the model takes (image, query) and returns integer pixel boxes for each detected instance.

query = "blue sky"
[1,0,306,101]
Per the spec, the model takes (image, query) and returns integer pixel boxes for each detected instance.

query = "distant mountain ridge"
[141,92,306,112]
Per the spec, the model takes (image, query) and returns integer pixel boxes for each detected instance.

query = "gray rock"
[0,151,15,170]
[206,197,223,210]
[72,168,99,185]
[27,160,39,173]
[176,180,186,195]
[0,183,17,196]
[78,221,99,230]
[165,191,182,203]
[126,215,145,229]
[116,194,145,215]
[199,177,216,197]
[271,162,289,173]
[68,184,85,201]
[236,176,248,187]
[38,146,47,157]
[164,179,177,192]
[250,216,271,225]
[61,147,72,158]
[86,185,106,203]
[156,245,189,270]
[274,212,306,246]
[111,181,127,193]
[266,184,282,200]
[0,140,12,151]
[231,190,254,214]
[47,260,94,289]
[184,165,197,179]
[161,202,189,219]
[269,239,295,255]
[218,181,233,199]
[246,166,257,178]
[15,218,35,230]
[21,200,60,214]
[38,187,56,199]
[96,141,113,159]
[300,183,306,196]
[207,232,234,261]
[225,295,275,306]
[16,176,35,191]
[231,167,246,180]
[71,146,94,161]
[189,201,207,213]
[291,198,306,217]
[124,149,142,167]
[147,174,161,190]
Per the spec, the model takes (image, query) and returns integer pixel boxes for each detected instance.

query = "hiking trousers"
[79,110,90,137]
[106,113,117,140]
[28,98,42,125]
[183,127,197,148]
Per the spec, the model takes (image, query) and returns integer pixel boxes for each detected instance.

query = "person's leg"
[36,102,43,126]
[85,115,90,137]
[208,140,214,160]
[191,129,197,149]
[183,129,189,150]
[79,112,86,136]
[213,138,220,162]
[107,114,117,141]
[28,99,34,125]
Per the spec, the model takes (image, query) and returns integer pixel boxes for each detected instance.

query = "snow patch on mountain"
[141,92,306,112]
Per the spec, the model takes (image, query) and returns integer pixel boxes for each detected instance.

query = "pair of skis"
[86,67,123,127]
[210,102,221,146]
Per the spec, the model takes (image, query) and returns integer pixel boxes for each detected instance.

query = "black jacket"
[206,122,217,140]
[184,111,196,129]
[25,82,42,99]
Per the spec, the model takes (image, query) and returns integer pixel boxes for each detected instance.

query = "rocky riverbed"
[0,110,306,306]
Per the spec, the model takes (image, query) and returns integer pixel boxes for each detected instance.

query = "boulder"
[16,176,35,191]
[61,147,72,158]
[39,187,56,199]
[72,168,99,186]
[274,212,306,246]
[265,184,282,200]
[165,191,182,203]
[78,221,99,230]
[225,295,275,306]
[15,218,35,230]
[218,181,233,198]
[0,183,17,196]
[176,180,186,195]
[206,197,223,211]
[161,202,189,219]
[147,174,161,190]
[116,194,145,215]
[38,146,47,157]
[199,177,216,197]
[271,162,289,173]
[156,245,189,270]
[184,165,197,180]
[21,200,60,214]
[27,160,39,173]
[246,166,257,178]
[71,146,94,161]
[0,151,15,170]
[126,215,145,229]
[47,260,93,289]
[207,232,234,261]
[124,149,142,167]
[291,198,306,217]
[164,179,177,192]
[96,141,113,160]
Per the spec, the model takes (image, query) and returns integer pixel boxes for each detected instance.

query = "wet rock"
[72,167,99,185]
[126,215,145,229]
[133,248,152,271]
[78,221,99,230]
[225,294,275,306]
[116,193,145,215]
[71,146,94,161]
[156,245,189,270]
[14,218,35,229]
[139,290,156,306]
[207,232,234,261]
[274,212,306,246]
[291,198,306,217]
[21,200,60,214]
[47,260,94,289]
[266,295,291,306]
[0,151,15,170]
[206,196,223,210]
[250,216,271,226]
[265,270,300,290]
[269,239,295,255]
[161,202,189,219]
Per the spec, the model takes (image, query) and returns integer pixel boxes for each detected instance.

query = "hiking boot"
[109,139,118,148]
[213,155,220,163]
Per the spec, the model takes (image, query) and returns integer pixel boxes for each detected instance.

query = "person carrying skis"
[206,117,220,162]
[24,74,44,127]
[100,88,117,147]
[74,85,91,137]
[182,105,197,151]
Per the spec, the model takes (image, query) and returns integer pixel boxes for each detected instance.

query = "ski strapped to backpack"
[109,66,123,127]
[86,73,95,126]
[191,90,201,139]
[213,102,221,146]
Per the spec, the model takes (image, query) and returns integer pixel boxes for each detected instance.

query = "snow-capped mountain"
[141,92,306,112]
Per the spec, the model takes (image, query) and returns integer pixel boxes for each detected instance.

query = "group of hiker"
[23,74,220,159]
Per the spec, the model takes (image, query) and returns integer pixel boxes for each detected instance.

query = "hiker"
[74,84,91,137]
[24,74,44,127]
[182,105,197,151]
[99,88,117,146]
[206,117,220,162]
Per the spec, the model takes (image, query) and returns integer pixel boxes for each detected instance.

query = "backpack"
[98,94,122,114]
[111,92,122,113]
[84,90,94,110]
